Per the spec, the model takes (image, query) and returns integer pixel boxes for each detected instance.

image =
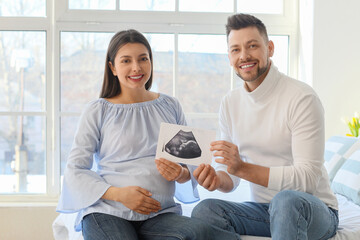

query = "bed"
[53,136,360,240]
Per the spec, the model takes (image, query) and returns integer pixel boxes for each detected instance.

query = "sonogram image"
[163,130,202,159]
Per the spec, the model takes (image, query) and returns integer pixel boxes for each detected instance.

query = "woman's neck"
[106,90,159,104]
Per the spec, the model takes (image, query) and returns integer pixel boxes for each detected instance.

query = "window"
[69,0,115,10]
[0,30,47,195]
[0,0,46,17]
[120,0,174,11]
[0,0,298,202]
[238,0,283,14]
[180,0,233,12]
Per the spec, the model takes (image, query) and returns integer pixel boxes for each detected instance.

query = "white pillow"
[324,136,358,182]
[331,148,360,205]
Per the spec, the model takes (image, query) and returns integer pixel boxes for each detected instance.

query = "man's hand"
[193,164,220,191]
[155,158,190,183]
[211,140,270,187]
[211,140,243,175]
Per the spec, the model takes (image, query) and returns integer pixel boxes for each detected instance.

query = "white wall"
[298,0,313,87]
[310,0,360,139]
[0,206,58,240]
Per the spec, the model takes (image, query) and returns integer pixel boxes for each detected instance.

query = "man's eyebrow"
[246,39,259,44]
[229,39,259,49]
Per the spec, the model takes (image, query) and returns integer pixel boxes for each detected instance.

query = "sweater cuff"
[215,164,240,192]
[268,166,283,191]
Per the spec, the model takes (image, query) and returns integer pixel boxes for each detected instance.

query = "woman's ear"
[108,61,116,76]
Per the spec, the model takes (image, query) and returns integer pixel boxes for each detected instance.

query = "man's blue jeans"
[191,190,339,240]
[82,212,241,240]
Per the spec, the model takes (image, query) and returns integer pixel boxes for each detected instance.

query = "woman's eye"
[141,57,149,61]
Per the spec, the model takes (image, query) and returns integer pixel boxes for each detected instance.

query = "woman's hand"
[102,186,161,215]
[155,158,190,183]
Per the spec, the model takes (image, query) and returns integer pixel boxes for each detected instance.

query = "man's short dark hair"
[226,13,269,42]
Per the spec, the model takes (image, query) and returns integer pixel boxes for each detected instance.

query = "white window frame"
[0,0,298,203]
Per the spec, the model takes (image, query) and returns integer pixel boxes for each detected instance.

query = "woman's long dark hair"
[100,29,153,98]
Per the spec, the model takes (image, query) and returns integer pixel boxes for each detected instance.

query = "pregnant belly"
[100,159,176,209]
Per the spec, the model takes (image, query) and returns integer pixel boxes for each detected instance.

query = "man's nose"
[239,50,250,61]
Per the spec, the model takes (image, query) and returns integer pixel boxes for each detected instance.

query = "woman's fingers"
[155,158,182,181]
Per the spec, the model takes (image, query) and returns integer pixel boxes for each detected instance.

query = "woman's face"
[109,42,151,92]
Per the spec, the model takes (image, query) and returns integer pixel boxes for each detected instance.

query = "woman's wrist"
[102,186,124,202]
[175,166,190,183]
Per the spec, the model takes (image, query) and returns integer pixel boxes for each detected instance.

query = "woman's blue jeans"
[191,190,339,240]
[82,212,241,240]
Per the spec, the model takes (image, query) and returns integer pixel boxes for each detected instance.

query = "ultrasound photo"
[156,122,215,166]
[163,130,202,159]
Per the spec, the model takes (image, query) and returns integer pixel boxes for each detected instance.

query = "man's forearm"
[236,162,270,188]
[217,171,235,193]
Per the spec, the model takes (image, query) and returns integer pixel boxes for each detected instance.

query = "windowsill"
[0,201,58,207]
[0,195,59,207]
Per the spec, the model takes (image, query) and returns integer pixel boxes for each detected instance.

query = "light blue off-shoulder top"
[56,93,199,231]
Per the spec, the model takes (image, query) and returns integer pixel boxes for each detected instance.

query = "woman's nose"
[132,61,141,71]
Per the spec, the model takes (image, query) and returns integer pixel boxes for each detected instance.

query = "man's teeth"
[241,64,255,69]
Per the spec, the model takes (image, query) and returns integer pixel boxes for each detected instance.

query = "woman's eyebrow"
[119,53,148,58]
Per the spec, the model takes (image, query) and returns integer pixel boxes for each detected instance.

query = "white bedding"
[53,194,360,240]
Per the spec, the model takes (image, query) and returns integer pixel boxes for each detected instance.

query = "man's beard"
[236,59,270,83]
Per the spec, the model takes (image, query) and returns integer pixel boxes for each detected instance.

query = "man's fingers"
[193,164,206,179]
[201,173,215,189]
[208,178,218,191]
[215,157,228,165]
[211,140,233,148]
[196,165,213,184]
[214,149,235,162]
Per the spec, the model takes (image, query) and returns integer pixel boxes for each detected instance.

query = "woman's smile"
[128,74,144,82]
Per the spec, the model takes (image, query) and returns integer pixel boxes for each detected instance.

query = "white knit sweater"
[216,63,338,210]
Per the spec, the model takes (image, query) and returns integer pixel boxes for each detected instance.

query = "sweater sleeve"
[57,101,111,213]
[214,96,241,192]
[268,93,325,194]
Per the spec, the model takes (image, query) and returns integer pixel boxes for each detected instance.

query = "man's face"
[228,27,274,88]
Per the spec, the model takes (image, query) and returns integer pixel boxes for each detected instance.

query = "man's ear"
[108,61,116,76]
[268,40,274,58]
